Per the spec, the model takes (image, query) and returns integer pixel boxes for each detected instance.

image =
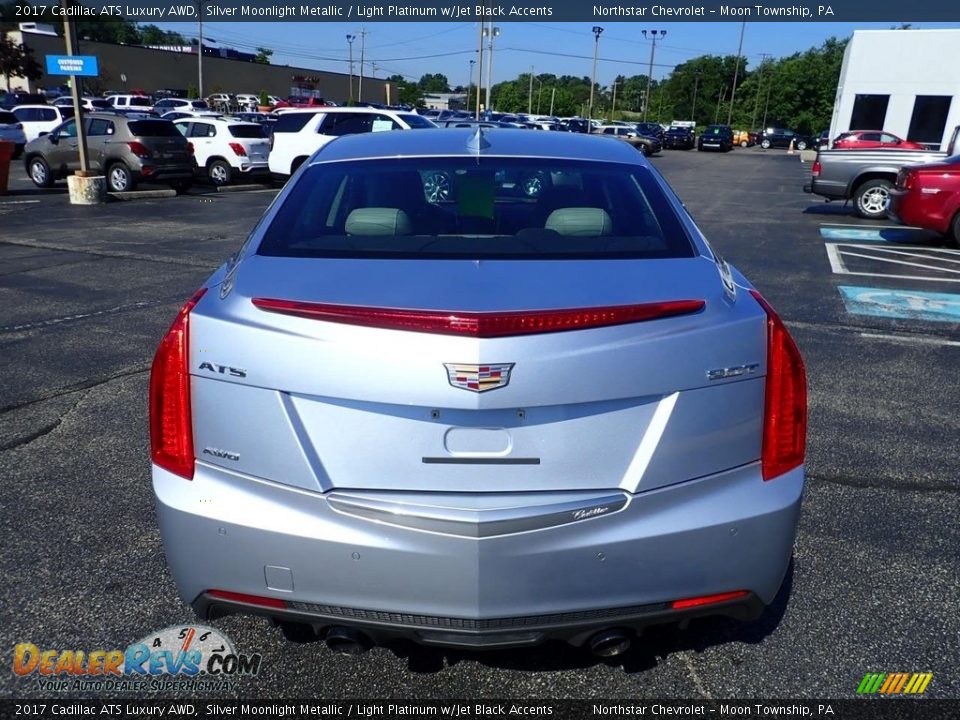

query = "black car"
[698,124,734,152]
[0,92,47,110]
[563,118,592,134]
[759,127,812,151]
[633,121,666,142]
[663,127,695,150]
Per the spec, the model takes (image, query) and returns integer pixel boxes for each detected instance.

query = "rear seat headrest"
[545,207,613,237]
[345,208,412,236]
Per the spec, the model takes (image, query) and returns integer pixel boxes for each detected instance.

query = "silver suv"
[24,112,194,193]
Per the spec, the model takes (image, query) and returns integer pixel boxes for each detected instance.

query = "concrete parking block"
[108,189,177,201]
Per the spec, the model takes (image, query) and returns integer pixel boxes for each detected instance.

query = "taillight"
[127,141,150,159]
[149,288,207,480]
[228,142,247,157]
[250,299,706,338]
[899,170,915,190]
[187,142,194,155]
[811,160,821,178]
[750,290,807,481]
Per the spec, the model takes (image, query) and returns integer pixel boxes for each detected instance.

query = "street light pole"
[358,27,367,103]
[751,53,771,129]
[483,25,500,113]
[726,21,746,126]
[197,0,204,98]
[589,26,603,119]
[641,29,665,121]
[467,58,475,112]
[549,87,555,116]
[528,65,534,114]
[476,19,485,118]
[346,34,355,104]
[60,0,89,174]
[691,70,701,124]
[715,85,727,124]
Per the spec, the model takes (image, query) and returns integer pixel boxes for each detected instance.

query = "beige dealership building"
[5,25,396,105]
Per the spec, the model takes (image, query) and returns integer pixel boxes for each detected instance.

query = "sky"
[152,21,960,87]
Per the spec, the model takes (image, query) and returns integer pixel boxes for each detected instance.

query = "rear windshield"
[0,111,17,124]
[228,124,267,138]
[397,113,436,129]
[273,112,314,133]
[127,120,180,137]
[191,100,210,109]
[258,158,694,260]
[130,97,152,107]
[89,99,111,109]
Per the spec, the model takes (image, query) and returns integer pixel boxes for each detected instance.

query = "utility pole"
[476,19,485,118]
[527,66,534,114]
[715,85,727,124]
[549,87,556,116]
[691,69,702,124]
[467,58,475,112]
[483,25,500,113]
[611,80,619,117]
[589,26,603,119]
[197,0,204,98]
[536,77,544,114]
[751,53,771,129]
[346,34,355,104]
[657,81,665,123]
[60,0,89,173]
[762,81,773,129]
[641,29,665,121]
[726,21,746,126]
[357,27,367,103]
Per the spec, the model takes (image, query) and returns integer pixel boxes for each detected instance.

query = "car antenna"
[467,125,490,156]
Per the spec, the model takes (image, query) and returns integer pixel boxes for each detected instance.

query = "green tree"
[388,74,421,106]
[254,47,273,65]
[417,73,450,93]
[0,33,42,91]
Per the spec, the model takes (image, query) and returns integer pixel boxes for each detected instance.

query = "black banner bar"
[6,1,960,23]
[3,700,959,719]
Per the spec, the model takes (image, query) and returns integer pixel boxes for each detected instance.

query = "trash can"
[0,141,13,195]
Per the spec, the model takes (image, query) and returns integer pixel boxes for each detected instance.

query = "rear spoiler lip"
[250,298,707,338]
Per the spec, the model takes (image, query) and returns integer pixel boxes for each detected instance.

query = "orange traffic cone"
[788,139,795,155]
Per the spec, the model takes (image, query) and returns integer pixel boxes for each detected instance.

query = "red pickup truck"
[888,155,960,243]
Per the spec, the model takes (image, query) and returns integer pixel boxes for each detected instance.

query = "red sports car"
[833,130,927,150]
[888,155,960,242]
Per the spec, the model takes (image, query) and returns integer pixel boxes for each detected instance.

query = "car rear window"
[228,124,267,138]
[273,112,315,133]
[89,100,111,109]
[130,97,152,107]
[127,120,180,137]
[0,111,17,124]
[397,114,437,129]
[258,158,694,260]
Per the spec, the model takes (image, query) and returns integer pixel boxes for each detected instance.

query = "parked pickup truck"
[804,126,959,219]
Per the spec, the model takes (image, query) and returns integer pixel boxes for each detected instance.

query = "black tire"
[27,156,53,188]
[170,179,193,194]
[951,212,960,246]
[853,178,894,219]
[638,143,649,156]
[106,163,135,193]
[760,139,771,149]
[207,159,232,186]
[797,140,808,151]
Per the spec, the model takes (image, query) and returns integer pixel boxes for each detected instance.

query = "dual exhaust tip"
[284,623,633,658]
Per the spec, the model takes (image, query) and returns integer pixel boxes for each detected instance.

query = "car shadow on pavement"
[385,562,795,675]
[802,203,856,217]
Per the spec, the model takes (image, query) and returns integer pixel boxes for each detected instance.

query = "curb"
[108,189,177,201]
[216,183,275,193]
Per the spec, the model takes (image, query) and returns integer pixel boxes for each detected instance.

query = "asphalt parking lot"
[1,147,958,700]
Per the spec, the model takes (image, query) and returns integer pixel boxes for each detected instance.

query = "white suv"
[174,117,270,186]
[107,94,154,113]
[268,107,436,177]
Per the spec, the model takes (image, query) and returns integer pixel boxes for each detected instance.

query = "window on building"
[907,96,953,148]
[849,95,889,131]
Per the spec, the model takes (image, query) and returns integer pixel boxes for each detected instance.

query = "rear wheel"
[951,212,960,246]
[796,140,808,151]
[761,139,771,149]
[28,156,53,188]
[107,163,135,193]
[740,140,748,148]
[853,179,893,219]
[207,159,232,186]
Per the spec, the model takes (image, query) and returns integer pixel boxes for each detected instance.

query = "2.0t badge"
[444,363,515,393]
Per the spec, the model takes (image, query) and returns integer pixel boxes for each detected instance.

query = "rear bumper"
[135,164,194,181]
[154,462,803,649]
[806,178,847,201]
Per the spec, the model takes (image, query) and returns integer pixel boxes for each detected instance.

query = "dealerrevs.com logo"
[13,625,262,692]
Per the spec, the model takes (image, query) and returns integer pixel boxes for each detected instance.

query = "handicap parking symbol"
[838,285,960,323]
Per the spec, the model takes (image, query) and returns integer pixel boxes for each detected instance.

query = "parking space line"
[825,243,847,274]
[826,243,960,283]
[860,332,960,347]
[838,248,960,276]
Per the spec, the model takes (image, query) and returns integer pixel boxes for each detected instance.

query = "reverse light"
[149,287,207,480]
[126,141,150,159]
[250,299,706,338]
[208,590,287,609]
[671,590,749,610]
[750,290,807,481]
[228,142,247,157]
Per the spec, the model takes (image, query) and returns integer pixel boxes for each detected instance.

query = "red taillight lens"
[208,590,287,609]
[901,171,915,190]
[250,299,706,338]
[149,288,207,480]
[228,142,247,157]
[127,141,150,159]
[750,290,807,481]
[811,160,821,178]
[671,590,749,610]
[187,141,195,155]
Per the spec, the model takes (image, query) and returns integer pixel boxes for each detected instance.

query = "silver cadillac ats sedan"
[151,128,806,657]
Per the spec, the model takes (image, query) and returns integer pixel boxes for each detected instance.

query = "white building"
[829,29,960,151]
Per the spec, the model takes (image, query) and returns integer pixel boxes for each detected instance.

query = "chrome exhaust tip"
[588,629,632,657]
[325,626,372,655]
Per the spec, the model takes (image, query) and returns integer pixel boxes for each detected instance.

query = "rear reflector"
[250,299,706,338]
[750,290,807,481]
[149,287,207,480]
[208,590,287,609]
[671,590,749,610]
